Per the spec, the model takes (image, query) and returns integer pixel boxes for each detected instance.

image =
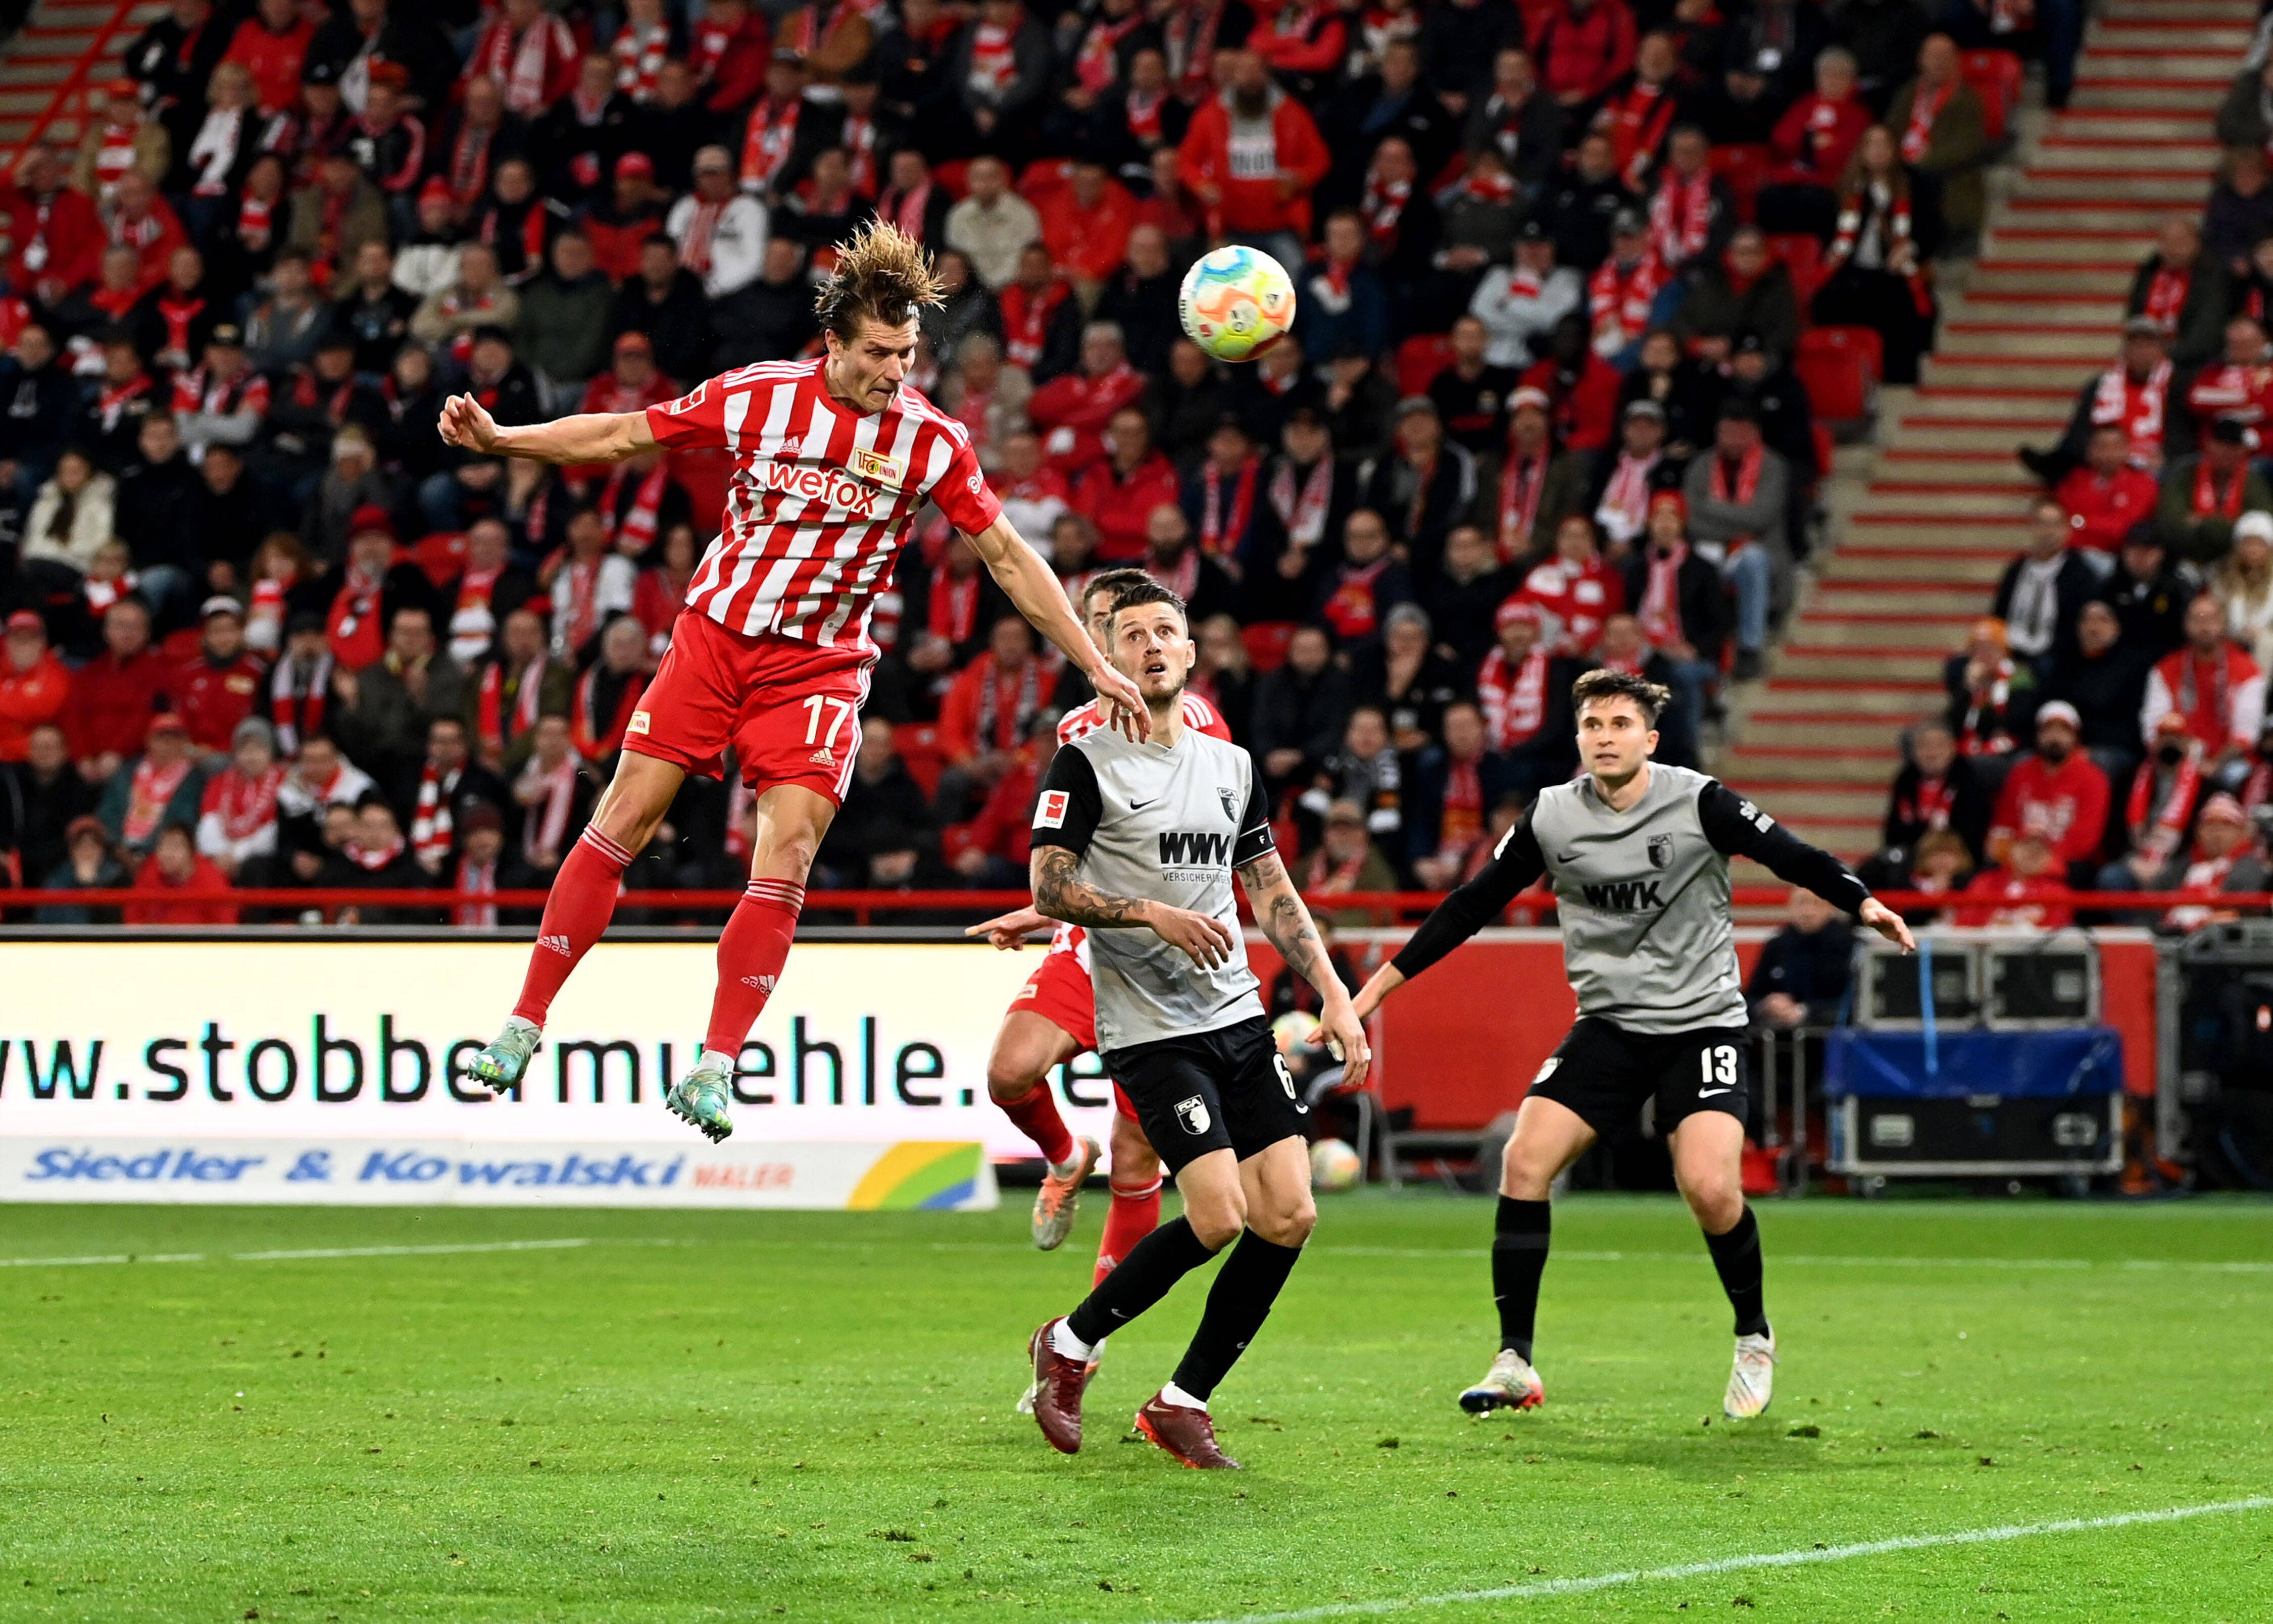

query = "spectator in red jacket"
[936,614,1050,808]
[1518,513,1627,655]
[125,821,239,925]
[1029,320,1147,473]
[2055,422,2161,557]
[223,0,315,116]
[1073,405,1182,563]
[1035,159,1136,291]
[1531,0,1637,109]
[173,596,266,756]
[691,0,771,115]
[1248,0,1350,101]
[1,608,71,763]
[1986,700,2110,878]
[1177,49,1332,262]
[61,595,169,782]
[3,143,104,303]
[1760,45,1869,238]
[1955,831,2076,929]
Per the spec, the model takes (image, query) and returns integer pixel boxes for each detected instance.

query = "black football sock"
[1704,1205,1769,1338]
[1169,1230,1304,1401]
[1493,1196,1552,1361]
[1065,1215,1216,1348]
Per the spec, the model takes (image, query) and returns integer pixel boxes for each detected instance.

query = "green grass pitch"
[4,1193,2269,1622]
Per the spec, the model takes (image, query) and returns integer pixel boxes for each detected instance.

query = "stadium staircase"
[0,0,165,167]
[1722,0,2256,865]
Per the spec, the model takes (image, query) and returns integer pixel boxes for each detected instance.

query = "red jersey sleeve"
[645,376,730,450]
[926,426,1004,536]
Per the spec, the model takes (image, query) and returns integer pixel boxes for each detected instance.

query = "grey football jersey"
[1393,762,1872,1036]
[1030,724,1274,1050]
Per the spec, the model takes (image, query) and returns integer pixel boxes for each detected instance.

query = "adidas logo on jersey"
[809,746,836,767]
[741,974,777,992]
[537,933,574,956]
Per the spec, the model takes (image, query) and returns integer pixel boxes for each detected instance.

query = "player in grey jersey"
[1023,581,1369,1469]
[1354,669,1914,1422]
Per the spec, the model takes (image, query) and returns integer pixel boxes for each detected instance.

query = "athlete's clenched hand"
[1144,903,1238,969]
[1319,1002,1371,1094]
[1088,662,1152,743]
[438,392,501,453]
[966,907,1049,949]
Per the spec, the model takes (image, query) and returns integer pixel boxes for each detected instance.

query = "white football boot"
[1458,1347,1545,1414]
[1723,1330,1776,1418]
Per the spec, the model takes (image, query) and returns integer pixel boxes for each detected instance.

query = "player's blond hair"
[813,220,944,340]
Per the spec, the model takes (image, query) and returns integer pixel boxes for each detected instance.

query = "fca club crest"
[1648,834,1674,870]
[1219,788,1240,820]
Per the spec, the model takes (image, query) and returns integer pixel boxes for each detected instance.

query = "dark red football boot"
[1027,1319,1088,1454]
[1134,1391,1241,1469]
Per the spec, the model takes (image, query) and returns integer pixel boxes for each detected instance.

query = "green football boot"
[666,1053,734,1143]
[464,1017,541,1096]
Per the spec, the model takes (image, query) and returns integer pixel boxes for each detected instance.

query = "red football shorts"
[1011,950,1139,1122]
[627,612,875,804]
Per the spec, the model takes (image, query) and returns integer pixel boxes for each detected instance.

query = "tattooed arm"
[1237,849,1372,1091]
[1030,846,1240,968]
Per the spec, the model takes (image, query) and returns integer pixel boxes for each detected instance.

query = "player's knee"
[985,1057,1043,1106]
[1108,1114,1158,1176]
[1184,1189,1247,1251]
[1684,1180,1745,1232]
[1500,1138,1557,1202]
[1254,1194,1315,1247]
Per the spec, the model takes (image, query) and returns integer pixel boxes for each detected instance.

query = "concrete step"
[1930,328,2120,360]
[1718,783,1889,820]
[1898,391,2071,424]
[9,29,102,56]
[1888,422,2060,453]
[1721,751,1904,786]
[1980,230,2154,260]
[0,89,54,116]
[1787,616,1974,651]
[2033,138,2222,168]
[2049,114,2222,141]
[1966,263,2135,295]
[1923,359,2097,389]
[1774,648,1948,684]
[2015,173,2211,202]
[1843,519,2023,549]
[2086,23,2255,46]
[1817,550,2010,585]
[1739,714,1918,751]
[1870,455,2037,489]
[1993,202,2190,231]
[1850,489,2032,520]
[1808,583,1999,614]
[2070,82,2231,110]
[1757,679,1943,713]
[1946,296,2127,325]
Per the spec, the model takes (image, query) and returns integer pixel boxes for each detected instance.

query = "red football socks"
[998,1082,1076,1169]
[511,826,632,1025]
[703,878,804,1055]
[1095,1174,1164,1286]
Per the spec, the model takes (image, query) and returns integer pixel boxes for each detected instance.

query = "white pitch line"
[1140,1496,2273,1624]
[0,1238,591,1269]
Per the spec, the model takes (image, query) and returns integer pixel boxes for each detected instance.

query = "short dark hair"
[1081,567,1151,611]
[1108,580,1188,624]
[1571,667,1669,725]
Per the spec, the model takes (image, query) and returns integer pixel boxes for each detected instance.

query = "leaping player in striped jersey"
[444,221,1150,1141]
[965,571,1232,1383]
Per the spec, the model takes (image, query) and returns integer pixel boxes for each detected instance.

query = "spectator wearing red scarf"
[2142,593,2267,763]
[1884,33,1988,237]
[1517,512,1625,655]
[1474,599,1578,792]
[97,712,205,857]
[1181,418,1269,575]
[222,0,314,116]
[997,244,1073,374]
[1759,46,1869,237]
[2154,416,2270,564]
[2126,217,2230,371]
[2185,314,2273,439]
[938,616,1050,805]
[691,0,772,115]
[1520,314,1622,452]
[1591,30,1686,191]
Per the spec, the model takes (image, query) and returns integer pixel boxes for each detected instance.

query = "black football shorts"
[1102,1015,1309,1176]
[1527,1017,1752,1138]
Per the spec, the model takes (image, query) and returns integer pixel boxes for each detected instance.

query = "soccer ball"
[1271,1009,1321,1055]
[1310,1137,1363,1193]
[1179,246,1297,363]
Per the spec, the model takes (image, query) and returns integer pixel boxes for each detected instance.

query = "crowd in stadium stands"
[1866,24,2273,934]
[0,0,2095,926]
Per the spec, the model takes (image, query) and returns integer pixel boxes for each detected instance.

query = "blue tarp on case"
[1822,1028,2125,1101]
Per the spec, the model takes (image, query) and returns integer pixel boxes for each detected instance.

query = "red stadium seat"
[894,723,946,796]
[159,627,204,662]
[1017,158,1073,203]
[1794,326,1882,423]
[1395,333,1455,400]
[1962,49,2023,145]
[1811,420,1837,485]
[933,159,973,200]
[1767,232,1822,309]
[411,530,468,587]
[1708,143,1774,222]
[1242,621,1298,672]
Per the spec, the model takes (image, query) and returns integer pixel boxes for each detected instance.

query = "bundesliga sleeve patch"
[1034,790,1069,829]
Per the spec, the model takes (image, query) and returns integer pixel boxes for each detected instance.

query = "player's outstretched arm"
[1352,812,1548,1020]
[1237,850,1370,1090]
[965,905,1050,948]
[438,395,659,465]
[1695,782,1916,953]
[967,514,1150,740]
[1030,847,1237,968]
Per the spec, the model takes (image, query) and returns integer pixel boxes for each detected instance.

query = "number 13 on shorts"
[801,695,854,747]
[1699,1045,1739,1087]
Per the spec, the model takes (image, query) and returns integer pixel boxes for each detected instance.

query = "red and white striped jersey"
[1056,689,1230,745]
[645,358,1003,651]
[1047,689,1236,961]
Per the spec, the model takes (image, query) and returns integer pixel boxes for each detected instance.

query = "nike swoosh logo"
[1698,1086,1735,1096]
[1554,851,1579,862]
[1130,799,1156,810]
